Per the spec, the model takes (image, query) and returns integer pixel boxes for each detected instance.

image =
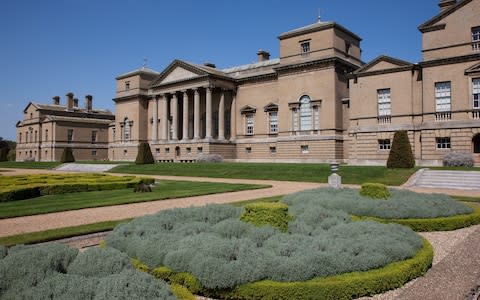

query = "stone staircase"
[55,163,119,173]
[412,169,480,190]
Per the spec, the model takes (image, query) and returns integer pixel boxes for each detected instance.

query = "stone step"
[55,163,119,173]
[413,170,480,190]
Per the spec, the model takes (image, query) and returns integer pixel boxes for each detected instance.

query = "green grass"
[111,163,418,186]
[0,219,131,246]
[452,196,480,203]
[0,161,62,169]
[430,166,480,171]
[0,180,269,218]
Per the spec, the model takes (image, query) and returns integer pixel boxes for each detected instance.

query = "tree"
[0,137,10,162]
[387,131,415,168]
[135,143,154,165]
[60,147,75,163]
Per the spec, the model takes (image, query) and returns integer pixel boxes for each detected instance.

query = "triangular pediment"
[161,66,201,84]
[465,62,480,75]
[150,60,209,87]
[419,0,474,32]
[264,102,278,112]
[354,55,413,74]
[240,105,257,114]
[22,102,38,113]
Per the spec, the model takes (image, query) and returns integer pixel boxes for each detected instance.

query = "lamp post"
[328,162,342,189]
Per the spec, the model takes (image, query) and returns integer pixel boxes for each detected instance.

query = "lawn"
[111,163,418,186]
[0,180,268,218]
[0,161,62,169]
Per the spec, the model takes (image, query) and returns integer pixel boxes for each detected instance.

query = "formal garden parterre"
[1,170,480,299]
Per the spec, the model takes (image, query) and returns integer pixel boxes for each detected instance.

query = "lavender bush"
[442,151,475,167]
[196,154,223,163]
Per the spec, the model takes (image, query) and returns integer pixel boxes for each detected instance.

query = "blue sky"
[0,0,440,140]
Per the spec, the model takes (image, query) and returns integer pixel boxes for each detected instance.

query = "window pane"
[435,82,451,112]
[474,78,480,108]
[300,96,312,131]
[377,89,391,116]
[269,111,278,133]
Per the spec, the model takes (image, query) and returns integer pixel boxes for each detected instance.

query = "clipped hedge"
[211,239,432,300]
[359,183,390,199]
[0,174,154,202]
[358,203,480,232]
[240,202,293,232]
[135,142,155,165]
[387,130,415,168]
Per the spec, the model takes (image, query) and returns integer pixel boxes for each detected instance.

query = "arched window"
[124,118,131,142]
[299,95,312,131]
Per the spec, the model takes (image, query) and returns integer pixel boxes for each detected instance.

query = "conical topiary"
[135,142,154,165]
[60,147,75,163]
[387,130,415,168]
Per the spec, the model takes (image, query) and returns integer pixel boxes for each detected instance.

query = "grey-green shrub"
[7,274,98,300]
[106,202,423,289]
[0,243,78,293]
[443,151,474,167]
[67,247,133,277]
[94,270,176,300]
[0,244,177,300]
[196,153,223,163]
[283,188,472,219]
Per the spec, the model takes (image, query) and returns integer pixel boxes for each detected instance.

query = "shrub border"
[208,238,433,300]
[355,203,480,232]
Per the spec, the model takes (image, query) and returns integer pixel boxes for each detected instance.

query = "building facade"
[110,20,361,163]
[106,0,479,165]
[348,0,480,165]
[16,93,114,161]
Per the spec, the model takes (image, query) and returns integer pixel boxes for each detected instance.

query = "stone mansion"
[17,0,480,165]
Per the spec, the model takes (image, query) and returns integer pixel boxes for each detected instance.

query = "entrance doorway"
[473,134,480,153]
[175,146,180,158]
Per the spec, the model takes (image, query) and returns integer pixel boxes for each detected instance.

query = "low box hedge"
[240,202,293,232]
[0,174,154,202]
[210,238,433,300]
[356,203,480,232]
[359,183,390,199]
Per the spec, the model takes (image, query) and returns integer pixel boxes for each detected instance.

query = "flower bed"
[106,202,424,294]
[0,173,154,202]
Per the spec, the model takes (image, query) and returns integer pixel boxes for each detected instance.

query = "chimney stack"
[257,50,270,62]
[439,0,456,12]
[73,98,79,108]
[85,95,93,111]
[52,96,60,105]
[66,92,74,110]
[204,62,216,68]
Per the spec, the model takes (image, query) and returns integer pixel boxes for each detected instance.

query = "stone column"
[182,91,189,140]
[230,90,237,140]
[162,94,169,140]
[194,89,200,139]
[172,93,178,140]
[218,89,225,140]
[205,87,212,139]
[152,96,158,142]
